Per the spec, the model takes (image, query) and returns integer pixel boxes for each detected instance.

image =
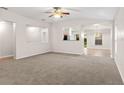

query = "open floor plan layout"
[0,7,124,85]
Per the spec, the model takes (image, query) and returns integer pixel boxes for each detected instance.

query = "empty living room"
[0,6,124,86]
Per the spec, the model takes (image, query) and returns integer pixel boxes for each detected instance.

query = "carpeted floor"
[0,52,123,85]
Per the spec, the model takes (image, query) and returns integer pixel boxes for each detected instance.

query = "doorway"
[83,23,112,57]
[84,33,87,48]
[83,33,88,55]
[0,21,16,60]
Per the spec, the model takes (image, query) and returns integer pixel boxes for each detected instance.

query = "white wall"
[0,21,14,57]
[0,9,114,58]
[51,20,83,54]
[85,29,111,49]
[51,19,112,54]
[115,8,124,82]
[26,26,41,43]
[0,9,51,59]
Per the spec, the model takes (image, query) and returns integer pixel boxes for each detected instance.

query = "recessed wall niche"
[26,25,48,43]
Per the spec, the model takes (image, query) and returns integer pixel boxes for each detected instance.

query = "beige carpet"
[0,52,123,85]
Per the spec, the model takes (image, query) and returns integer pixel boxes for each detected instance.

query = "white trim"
[115,61,124,84]
[51,50,83,55]
[16,51,50,59]
[0,55,14,59]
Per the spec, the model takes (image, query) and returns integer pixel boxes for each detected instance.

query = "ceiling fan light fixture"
[54,14,61,18]
[42,7,70,19]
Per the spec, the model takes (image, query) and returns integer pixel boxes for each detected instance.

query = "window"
[84,33,87,48]
[63,27,80,41]
[95,32,102,45]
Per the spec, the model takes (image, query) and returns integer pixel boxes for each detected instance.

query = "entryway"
[82,23,112,57]
[0,20,16,61]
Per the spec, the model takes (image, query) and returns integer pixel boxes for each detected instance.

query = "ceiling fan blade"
[53,7,61,10]
[41,11,52,13]
[62,12,70,15]
[49,15,53,17]
[0,7,8,10]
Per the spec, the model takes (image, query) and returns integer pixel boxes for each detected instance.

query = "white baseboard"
[0,55,14,59]
[51,50,83,55]
[16,51,50,59]
[115,62,124,84]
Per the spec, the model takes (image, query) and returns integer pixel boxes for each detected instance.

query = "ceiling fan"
[0,7,8,10]
[42,7,79,18]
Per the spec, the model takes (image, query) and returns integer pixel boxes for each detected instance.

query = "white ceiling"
[7,7,118,23]
[83,23,112,30]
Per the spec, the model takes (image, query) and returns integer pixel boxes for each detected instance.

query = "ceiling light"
[94,24,100,26]
[57,9,62,12]
[54,14,61,18]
